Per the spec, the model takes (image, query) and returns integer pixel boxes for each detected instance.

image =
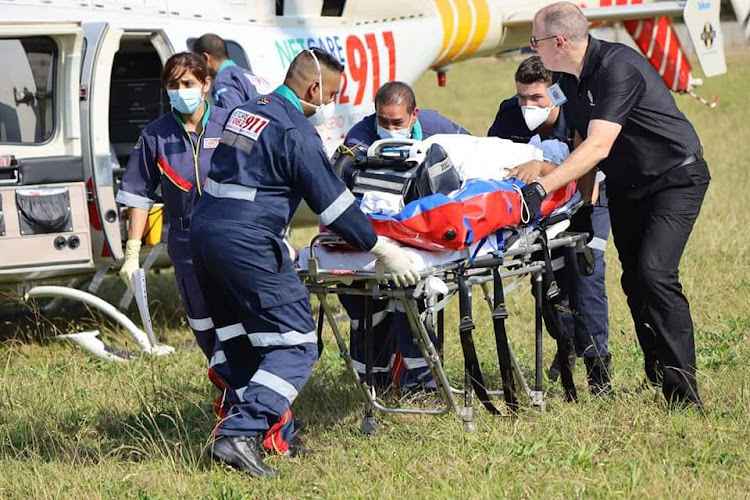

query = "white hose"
[24,286,173,356]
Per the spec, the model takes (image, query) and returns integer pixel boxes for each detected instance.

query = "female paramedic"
[116,52,230,363]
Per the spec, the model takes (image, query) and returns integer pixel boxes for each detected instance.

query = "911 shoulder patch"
[225,109,270,141]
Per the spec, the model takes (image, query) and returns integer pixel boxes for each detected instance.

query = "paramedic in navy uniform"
[117,52,229,363]
[190,49,421,477]
[341,81,468,395]
[192,33,272,109]
[519,2,710,409]
[489,55,612,395]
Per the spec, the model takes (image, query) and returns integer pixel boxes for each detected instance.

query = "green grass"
[2,53,750,499]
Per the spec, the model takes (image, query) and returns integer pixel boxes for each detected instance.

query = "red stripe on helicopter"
[157,157,194,192]
[624,16,692,91]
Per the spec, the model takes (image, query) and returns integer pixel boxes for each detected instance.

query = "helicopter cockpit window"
[0,36,56,144]
[186,38,252,73]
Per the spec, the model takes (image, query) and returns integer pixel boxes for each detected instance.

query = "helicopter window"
[186,38,252,73]
[0,36,57,144]
[321,0,346,16]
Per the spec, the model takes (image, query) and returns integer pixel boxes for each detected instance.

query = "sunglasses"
[529,35,558,49]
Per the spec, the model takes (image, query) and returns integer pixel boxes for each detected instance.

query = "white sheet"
[298,220,571,274]
[410,134,544,182]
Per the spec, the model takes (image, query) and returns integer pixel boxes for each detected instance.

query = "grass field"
[2,52,750,499]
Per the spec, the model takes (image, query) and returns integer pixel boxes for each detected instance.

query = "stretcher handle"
[366,138,418,158]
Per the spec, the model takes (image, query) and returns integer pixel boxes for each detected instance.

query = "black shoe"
[292,418,305,436]
[211,434,278,478]
[548,345,577,382]
[282,434,314,458]
[584,355,612,397]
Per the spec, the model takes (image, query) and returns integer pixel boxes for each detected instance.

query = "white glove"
[119,239,141,292]
[369,237,421,287]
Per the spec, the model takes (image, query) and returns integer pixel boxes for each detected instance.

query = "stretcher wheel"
[577,246,596,277]
[359,416,378,435]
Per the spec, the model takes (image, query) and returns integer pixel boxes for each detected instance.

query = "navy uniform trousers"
[190,197,315,450]
[168,227,218,360]
[338,294,437,394]
[554,182,610,359]
[608,159,709,404]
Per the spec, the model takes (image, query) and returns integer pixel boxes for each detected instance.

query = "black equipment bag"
[15,187,73,236]
[332,142,461,205]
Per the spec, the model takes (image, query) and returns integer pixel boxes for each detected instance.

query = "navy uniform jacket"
[487,96,574,147]
[343,109,468,147]
[212,60,272,110]
[117,103,231,223]
[202,85,377,252]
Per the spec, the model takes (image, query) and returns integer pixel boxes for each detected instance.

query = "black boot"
[584,355,612,397]
[212,434,278,478]
[548,340,577,382]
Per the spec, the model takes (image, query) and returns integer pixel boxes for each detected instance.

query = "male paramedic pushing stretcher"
[189,48,420,478]
[520,2,710,409]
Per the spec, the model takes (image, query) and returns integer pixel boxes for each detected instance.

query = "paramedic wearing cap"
[192,33,272,110]
[520,2,710,408]
[489,55,612,395]
[189,49,420,477]
[117,52,229,361]
[340,81,469,395]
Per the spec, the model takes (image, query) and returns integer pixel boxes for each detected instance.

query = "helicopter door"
[0,23,94,279]
[80,23,124,262]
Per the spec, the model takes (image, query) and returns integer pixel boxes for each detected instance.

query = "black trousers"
[608,160,709,405]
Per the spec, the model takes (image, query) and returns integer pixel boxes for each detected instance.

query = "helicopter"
[0,0,729,360]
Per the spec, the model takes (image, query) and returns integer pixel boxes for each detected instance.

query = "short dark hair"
[192,33,228,59]
[308,47,345,73]
[375,81,417,114]
[161,52,209,87]
[514,56,552,85]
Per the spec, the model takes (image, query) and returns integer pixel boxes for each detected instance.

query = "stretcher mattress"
[299,196,578,274]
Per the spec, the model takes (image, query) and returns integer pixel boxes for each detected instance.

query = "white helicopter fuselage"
[0,0,726,287]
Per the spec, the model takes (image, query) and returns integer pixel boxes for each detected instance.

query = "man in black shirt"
[519,2,710,409]
[489,56,612,395]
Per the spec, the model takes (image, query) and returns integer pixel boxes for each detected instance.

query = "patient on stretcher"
[303,134,578,396]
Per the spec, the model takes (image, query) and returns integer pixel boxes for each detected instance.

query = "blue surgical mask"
[167,88,203,114]
[377,124,411,140]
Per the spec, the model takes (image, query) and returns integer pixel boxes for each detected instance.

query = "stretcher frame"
[300,219,590,433]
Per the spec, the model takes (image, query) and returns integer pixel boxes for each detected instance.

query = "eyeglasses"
[529,35,558,49]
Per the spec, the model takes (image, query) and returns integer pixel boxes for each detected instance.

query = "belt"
[172,216,191,231]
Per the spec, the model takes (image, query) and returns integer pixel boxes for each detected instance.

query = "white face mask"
[521,103,554,131]
[377,124,411,140]
[300,50,335,127]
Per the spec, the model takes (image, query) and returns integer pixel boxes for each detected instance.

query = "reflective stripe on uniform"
[188,316,215,332]
[250,369,299,403]
[247,330,317,347]
[204,178,257,201]
[588,236,607,252]
[352,358,393,375]
[350,310,388,331]
[216,323,247,341]
[551,256,565,271]
[402,357,428,370]
[210,349,226,368]
[319,190,355,226]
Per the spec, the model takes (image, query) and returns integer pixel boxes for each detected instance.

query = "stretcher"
[299,194,592,432]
